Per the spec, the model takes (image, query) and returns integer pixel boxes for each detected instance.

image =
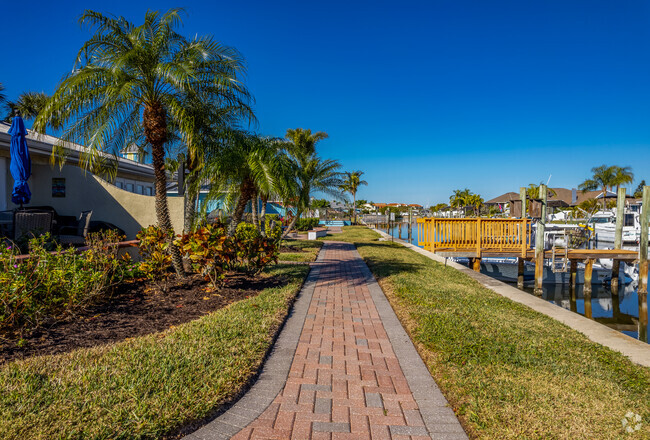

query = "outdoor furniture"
[58,210,93,245]
[14,211,53,240]
[0,210,14,239]
[307,227,328,240]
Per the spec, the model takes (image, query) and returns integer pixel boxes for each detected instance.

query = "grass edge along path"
[0,263,310,440]
[322,226,650,439]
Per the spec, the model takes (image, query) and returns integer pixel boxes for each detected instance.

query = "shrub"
[0,231,130,335]
[176,222,279,287]
[176,223,230,287]
[232,223,279,275]
[136,226,172,292]
[295,218,320,231]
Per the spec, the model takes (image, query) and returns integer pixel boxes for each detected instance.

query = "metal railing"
[417,218,531,256]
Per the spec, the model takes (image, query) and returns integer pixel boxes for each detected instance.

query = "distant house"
[485,188,626,211]
[0,123,184,238]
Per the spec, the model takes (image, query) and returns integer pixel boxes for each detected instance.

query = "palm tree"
[34,9,253,275]
[281,129,342,238]
[201,132,293,235]
[341,171,367,224]
[466,193,484,217]
[449,188,471,216]
[612,166,634,193]
[0,83,6,108]
[5,92,62,133]
[578,165,627,210]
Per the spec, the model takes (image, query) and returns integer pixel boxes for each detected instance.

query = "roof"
[0,122,155,180]
[484,192,519,204]
[485,188,621,207]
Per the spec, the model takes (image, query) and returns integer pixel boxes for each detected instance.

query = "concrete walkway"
[185,242,466,440]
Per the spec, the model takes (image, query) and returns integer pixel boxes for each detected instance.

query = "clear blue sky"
[2,0,649,207]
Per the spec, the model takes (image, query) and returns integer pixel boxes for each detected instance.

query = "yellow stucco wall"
[6,162,184,239]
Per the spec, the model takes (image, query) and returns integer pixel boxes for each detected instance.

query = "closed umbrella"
[9,113,31,206]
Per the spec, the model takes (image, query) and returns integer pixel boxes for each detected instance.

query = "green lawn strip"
[334,226,650,439]
[278,239,323,262]
[0,263,310,440]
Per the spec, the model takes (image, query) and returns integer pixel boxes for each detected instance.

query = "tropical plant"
[341,171,367,224]
[449,189,472,216]
[5,92,62,133]
[634,180,646,198]
[282,128,342,237]
[136,226,172,292]
[311,199,330,209]
[34,8,253,275]
[430,203,447,214]
[0,82,6,108]
[466,193,484,216]
[579,165,633,210]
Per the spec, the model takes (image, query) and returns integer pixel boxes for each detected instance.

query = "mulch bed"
[0,273,286,364]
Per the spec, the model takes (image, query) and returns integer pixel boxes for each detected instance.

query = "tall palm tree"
[285,128,328,157]
[341,171,367,224]
[466,193,484,217]
[34,9,253,275]
[449,188,471,216]
[578,165,624,210]
[612,165,634,193]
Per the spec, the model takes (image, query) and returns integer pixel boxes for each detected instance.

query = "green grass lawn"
[332,226,650,439]
[0,263,310,440]
[277,239,323,262]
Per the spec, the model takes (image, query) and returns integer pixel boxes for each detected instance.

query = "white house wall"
[3,162,183,238]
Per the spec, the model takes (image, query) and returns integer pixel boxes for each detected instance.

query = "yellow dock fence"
[417,218,531,256]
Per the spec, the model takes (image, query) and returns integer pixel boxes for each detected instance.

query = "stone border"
[372,228,650,368]
[353,247,469,439]
[182,248,327,440]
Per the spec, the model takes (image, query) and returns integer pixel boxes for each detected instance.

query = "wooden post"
[476,218,482,258]
[569,260,578,313]
[473,257,481,272]
[611,187,626,292]
[584,258,594,319]
[408,207,412,242]
[520,186,527,218]
[517,257,525,289]
[534,184,547,295]
[638,186,650,342]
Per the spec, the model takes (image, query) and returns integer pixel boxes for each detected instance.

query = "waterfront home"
[0,123,184,238]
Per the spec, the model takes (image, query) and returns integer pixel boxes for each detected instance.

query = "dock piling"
[569,260,578,312]
[517,257,524,289]
[534,184,547,296]
[611,187,626,292]
[638,186,649,342]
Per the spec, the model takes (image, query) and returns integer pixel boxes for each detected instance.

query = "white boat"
[592,212,641,243]
[455,257,634,285]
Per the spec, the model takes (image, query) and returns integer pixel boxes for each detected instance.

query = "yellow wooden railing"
[417,218,531,256]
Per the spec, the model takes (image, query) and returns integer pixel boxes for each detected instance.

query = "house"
[0,123,184,238]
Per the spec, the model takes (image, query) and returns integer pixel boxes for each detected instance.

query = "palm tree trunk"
[251,190,259,231]
[144,102,183,276]
[281,208,301,239]
[183,169,198,234]
[228,178,255,236]
[352,191,356,224]
[151,142,184,276]
[260,194,268,236]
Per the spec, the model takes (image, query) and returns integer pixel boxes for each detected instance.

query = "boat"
[591,212,641,243]
[454,257,634,285]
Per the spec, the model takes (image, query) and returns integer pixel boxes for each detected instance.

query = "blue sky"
[2,0,649,207]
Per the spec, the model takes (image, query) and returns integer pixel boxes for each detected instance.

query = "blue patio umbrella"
[9,114,32,206]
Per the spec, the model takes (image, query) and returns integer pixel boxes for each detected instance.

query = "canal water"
[384,221,649,344]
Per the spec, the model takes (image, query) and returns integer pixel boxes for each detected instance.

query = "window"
[145,187,153,196]
[125,183,134,192]
[136,185,144,195]
[116,181,123,189]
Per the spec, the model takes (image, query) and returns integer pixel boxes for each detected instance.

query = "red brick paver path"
[232,242,431,440]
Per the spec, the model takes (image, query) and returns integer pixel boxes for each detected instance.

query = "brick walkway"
[227,242,466,440]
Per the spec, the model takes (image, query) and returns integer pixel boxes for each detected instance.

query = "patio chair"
[14,211,53,241]
[58,210,93,245]
[0,210,14,239]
